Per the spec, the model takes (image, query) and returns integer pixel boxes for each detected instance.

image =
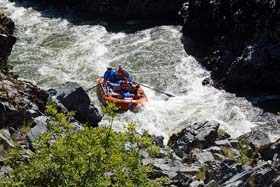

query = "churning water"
[2,0,280,142]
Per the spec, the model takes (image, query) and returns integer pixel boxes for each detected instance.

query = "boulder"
[169,121,220,157]
[48,82,102,127]
[27,116,49,143]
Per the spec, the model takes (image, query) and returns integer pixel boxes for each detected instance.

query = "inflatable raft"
[97,77,148,111]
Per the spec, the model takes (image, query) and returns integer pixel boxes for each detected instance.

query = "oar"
[85,83,101,92]
[135,82,176,97]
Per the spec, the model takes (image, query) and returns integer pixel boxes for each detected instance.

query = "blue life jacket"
[121,91,130,98]
[104,69,116,81]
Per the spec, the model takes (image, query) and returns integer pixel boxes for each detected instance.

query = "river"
[2,0,280,142]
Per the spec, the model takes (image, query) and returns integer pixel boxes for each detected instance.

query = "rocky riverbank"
[179,0,280,111]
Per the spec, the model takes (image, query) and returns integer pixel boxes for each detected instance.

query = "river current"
[2,0,280,142]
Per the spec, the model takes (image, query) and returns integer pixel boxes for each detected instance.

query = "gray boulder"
[169,121,220,158]
[48,82,102,127]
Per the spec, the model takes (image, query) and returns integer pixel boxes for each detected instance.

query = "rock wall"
[22,0,185,20]
[180,0,280,97]
[0,14,16,73]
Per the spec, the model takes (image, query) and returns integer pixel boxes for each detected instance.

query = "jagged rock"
[147,158,194,179]
[169,121,220,158]
[205,180,219,187]
[192,150,215,164]
[171,172,193,187]
[0,165,13,178]
[243,162,277,187]
[255,141,280,161]
[205,160,249,185]
[48,82,102,127]
[272,176,280,187]
[0,14,16,73]
[153,135,164,148]
[238,129,270,150]
[0,129,14,148]
[189,180,204,187]
[0,74,48,128]
[180,0,280,98]
[27,116,49,143]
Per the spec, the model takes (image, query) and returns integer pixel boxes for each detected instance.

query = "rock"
[180,0,280,98]
[49,82,102,127]
[0,165,13,178]
[23,0,183,20]
[169,121,220,157]
[27,116,49,143]
[272,176,280,187]
[0,129,14,148]
[205,160,249,185]
[205,180,219,187]
[238,129,270,150]
[153,135,164,148]
[243,162,277,187]
[171,172,193,187]
[192,150,215,164]
[0,14,16,73]
[255,141,280,161]
[148,158,193,179]
[0,75,48,128]
[189,180,204,187]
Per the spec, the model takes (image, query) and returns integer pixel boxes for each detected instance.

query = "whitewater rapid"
[2,0,279,142]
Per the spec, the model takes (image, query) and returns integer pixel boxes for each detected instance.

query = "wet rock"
[169,121,220,158]
[48,82,102,127]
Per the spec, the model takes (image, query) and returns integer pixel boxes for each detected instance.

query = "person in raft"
[116,65,133,82]
[103,67,116,82]
[120,79,132,98]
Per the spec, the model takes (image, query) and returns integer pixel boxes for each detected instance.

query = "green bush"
[1,103,159,187]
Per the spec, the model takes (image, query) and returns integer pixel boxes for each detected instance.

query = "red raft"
[97,77,148,111]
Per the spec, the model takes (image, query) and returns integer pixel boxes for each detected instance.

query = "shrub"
[0,103,159,187]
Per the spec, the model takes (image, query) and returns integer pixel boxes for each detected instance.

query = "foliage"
[0,103,159,187]
[195,164,207,180]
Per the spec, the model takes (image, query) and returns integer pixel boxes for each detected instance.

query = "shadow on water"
[10,0,182,33]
